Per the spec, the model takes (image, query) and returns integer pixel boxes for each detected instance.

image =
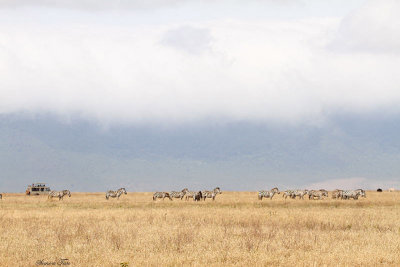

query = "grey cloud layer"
[0,0,399,124]
[332,0,400,53]
[161,26,213,55]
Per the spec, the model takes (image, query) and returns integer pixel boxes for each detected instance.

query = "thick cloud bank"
[0,0,399,125]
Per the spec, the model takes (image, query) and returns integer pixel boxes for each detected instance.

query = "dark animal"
[194,191,202,201]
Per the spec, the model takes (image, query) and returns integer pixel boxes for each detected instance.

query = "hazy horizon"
[1,113,399,192]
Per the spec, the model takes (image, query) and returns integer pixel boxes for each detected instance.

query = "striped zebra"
[48,190,71,200]
[341,190,362,200]
[332,189,343,199]
[282,190,294,199]
[153,192,172,201]
[342,189,366,200]
[185,190,199,201]
[291,189,309,199]
[308,190,327,200]
[202,187,222,201]
[106,188,127,200]
[258,187,280,200]
[307,190,315,200]
[170,188,189,200]
[355,189,366,198]
[319,189,329,198]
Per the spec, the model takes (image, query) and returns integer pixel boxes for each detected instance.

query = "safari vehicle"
[26,183,51,195]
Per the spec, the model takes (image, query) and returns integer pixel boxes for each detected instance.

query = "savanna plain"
[0,191,399,266]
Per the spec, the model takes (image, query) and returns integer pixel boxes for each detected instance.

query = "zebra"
[185,190,197,201]
[106,188,127,200]
[332,189,343,199]
[341,190,362,200]
[48,190,71,200]
[342,189,366,200]
[170,188,189,200]
[153,192,172,201]
[307,190,315,200]
[308,190,327,200]
[355,189,366,198]
[202,187,222,201]
[291,189,309,199]
[193,191,203,201]
[319,189,329,198]
[282,190,294,199]
[258,187,280,200]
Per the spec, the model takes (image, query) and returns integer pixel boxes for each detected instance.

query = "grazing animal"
[307,190,316,200]
[170,188,189,200]
[106,188,127,200]
[258,187,280,200]
[341,190,362,200]
[193,191,203,201]
[153,192,172,201]
[308,190,327,200]
[184,190,197,201]
[319,189,329,198]
[282,190,294,199]
[291,189,309,199]
[202,187,222,201]
[332,189,343,199]
[388,188,396,192]
[0,193,2,200]
[48,190,71,201]
[355,189,366,198]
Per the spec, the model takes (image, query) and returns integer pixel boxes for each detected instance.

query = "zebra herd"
[0,187,370,201]
[153,187,222,201]
[258,188,366,200]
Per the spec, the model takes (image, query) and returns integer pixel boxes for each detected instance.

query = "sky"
[0,0,399,191]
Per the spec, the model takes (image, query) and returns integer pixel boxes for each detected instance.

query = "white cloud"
[0,1,400,125]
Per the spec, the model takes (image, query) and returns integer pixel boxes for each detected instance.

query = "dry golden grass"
[0,191,399,266]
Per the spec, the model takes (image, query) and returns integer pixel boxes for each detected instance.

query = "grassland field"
[0,191,399,266]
